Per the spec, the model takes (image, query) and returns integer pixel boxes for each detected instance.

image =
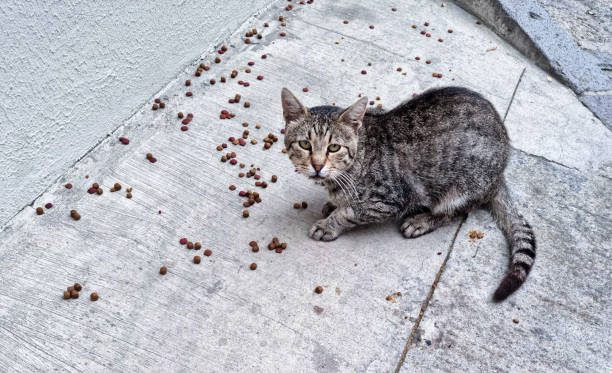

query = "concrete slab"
[399,151,612,372]
[1,0,609,372]
[504,67,612,175]
[581,94,612,131]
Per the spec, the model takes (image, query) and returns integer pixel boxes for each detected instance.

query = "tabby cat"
[281,86,536,301]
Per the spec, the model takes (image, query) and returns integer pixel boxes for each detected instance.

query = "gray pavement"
[0,0,610,372]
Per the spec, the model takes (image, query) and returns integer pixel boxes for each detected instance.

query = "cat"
[281,86,536,302]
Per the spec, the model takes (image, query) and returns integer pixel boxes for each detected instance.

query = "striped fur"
[281,87,536,301]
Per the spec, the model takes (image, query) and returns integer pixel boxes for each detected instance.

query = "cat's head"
[281,88,367,180]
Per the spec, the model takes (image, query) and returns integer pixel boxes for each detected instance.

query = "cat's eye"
[298,140,312,150]
[327,144,341,153]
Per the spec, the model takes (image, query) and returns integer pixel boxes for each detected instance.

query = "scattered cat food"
[469,230,484,239]
[187,241,194,249]
[65,183,72,189]
[385,295,396,303]
[71,290,79,299]
[186,92,193,97]
[315,286,323,294]
[36,207,44,215]
[250,263,258,270]
[119,137,130,145]
[70,210,81,221]
[90,292,99,301]
[195,242,202,250]
[152,104,158,110]
[160,266,167,275]
[193,256,201,264]
[204,249,212,257]
[271,175,278,182]
[250,241,260,252]
[301,201,308,209]
[180,238,188,245]
[513,318,519,324]
[185,80,191,86]
[293,203,301,209]
[361,70,367,75]
[63,291,70,299]
[243,210,250,218]
[45,203,53,209]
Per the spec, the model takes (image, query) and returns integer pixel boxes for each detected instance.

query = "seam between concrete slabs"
[394,217,466,373]
[503,67,526,122]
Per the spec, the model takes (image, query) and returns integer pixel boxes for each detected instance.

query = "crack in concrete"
[503,67,526,122]
[510,146,581,172]
[394,217,466,373]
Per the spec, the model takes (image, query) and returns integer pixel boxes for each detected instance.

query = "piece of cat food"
[250,263,257,270]
[204,249,212,257]
[315,286,323,294]
[114,183,122,191]
[65,183,72,189]
[119,137,130,145]
[369,25,374,29]
[193,256,201,264]
[70,290,79,299]
[293,203,301,209]
[36,207,44,215]
[179,238,188,245]
[90,292,99,301]
[513,318,519,324]
[391,7,397,11]
[159,266,167,275]
[181,126,189,131]
[152,104,158,110]
[126,192,133,199]
[469,230,484,239]
[243,210,250,218]
[448,29,453,33]
[438,38,444,42]
[195,242,202,250]
[229,185,237,191]
[73,283,82,291]
[63,291,70,300]
[361,70,367,74]
[45,203,53,209]
[385,295,396,302]
[301,201,308,209]
[70,210,81,220]
[187,242,194,249]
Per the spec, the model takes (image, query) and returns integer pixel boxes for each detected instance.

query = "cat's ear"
[281,88,308,124]
[338,97,368,130]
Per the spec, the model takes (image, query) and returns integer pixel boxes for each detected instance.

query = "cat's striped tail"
[488,182,536,302]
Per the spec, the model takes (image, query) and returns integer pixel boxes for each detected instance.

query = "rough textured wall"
[0,0,274,227]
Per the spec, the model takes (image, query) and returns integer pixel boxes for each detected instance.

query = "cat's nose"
[313,164,323,173]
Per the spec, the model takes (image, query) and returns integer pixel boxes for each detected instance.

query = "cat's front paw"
[309,218,341,241]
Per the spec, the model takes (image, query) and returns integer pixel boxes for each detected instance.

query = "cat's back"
[366,86,507,143]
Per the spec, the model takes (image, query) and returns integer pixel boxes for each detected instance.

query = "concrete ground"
[1,0,610,372]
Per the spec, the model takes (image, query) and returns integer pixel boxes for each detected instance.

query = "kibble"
[90,292,99,301]
[193,256,201,264]
[195,242,202,250]
[250,263,257,270]
[301,201,308,209]
[65,183,72,189]
[187,241,194,249]
[185,79,191,86]
[243,210,250,218]
[45,203,53,209]
[36,207,44,215]
[119,137,130,145]
[63,291,70,299]
[159,266,167,275]
[70,290,79,299]
[315,286,323,294]
[70,210,81,221]
[204,249,212,257]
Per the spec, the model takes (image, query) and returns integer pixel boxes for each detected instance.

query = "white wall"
[0,0,274,226]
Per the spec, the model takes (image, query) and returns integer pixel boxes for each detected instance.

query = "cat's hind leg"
[401,189,471,238]
[401,213,452,238]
